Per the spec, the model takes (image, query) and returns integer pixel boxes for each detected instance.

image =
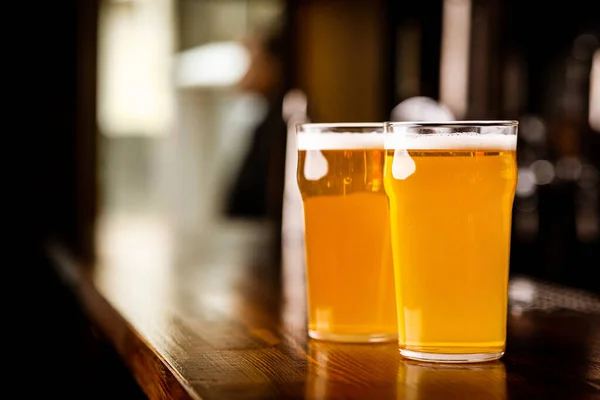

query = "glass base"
[400,348,504,363]
[309,330,397,343]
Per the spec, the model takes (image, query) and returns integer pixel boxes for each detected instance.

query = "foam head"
[297,133,385,150]
[384,132,517,151]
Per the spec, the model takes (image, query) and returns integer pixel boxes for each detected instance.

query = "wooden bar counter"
[49,213,600,399]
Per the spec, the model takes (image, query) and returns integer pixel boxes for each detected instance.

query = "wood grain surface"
[49,214,600,400]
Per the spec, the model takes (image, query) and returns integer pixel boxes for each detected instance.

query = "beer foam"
[297,133,384,150]
[384,133,517,151]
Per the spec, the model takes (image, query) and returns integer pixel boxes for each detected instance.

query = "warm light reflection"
[98,0,175,137]
[439,0,472,119]
[95,213,175,332]
[305,341,508,400]
[590,49,600,132]
[306,341,400,399]
[401,360,507,399]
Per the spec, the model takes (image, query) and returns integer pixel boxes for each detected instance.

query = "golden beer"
[297,125,397,342]
[384,123,518,362]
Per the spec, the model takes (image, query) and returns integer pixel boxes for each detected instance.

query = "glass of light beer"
[383,121,518,362]
[296,123,397,342]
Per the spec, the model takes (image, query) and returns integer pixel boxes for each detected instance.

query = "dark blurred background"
[20,0,599,397]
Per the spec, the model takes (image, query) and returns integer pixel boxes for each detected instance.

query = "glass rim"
[296,122,383,131]
[385,120,518,128]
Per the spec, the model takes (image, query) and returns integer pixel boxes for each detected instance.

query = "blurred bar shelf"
[47,213,600,400]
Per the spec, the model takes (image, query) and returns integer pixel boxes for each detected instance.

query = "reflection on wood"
[49,214,600,399]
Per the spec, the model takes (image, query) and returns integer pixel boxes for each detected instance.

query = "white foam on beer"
[387,133,516,180]
[297,133,385,150]
[384,133,517,151]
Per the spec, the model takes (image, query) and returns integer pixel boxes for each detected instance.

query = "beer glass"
[296,123,397,342]
[383,121,518,362]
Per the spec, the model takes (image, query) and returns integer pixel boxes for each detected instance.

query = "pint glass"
[384,121,518,362]
[296,123,397,342]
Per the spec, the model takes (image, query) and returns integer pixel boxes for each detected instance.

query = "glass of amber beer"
[296,123,397,342]
[384,121,518,362]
